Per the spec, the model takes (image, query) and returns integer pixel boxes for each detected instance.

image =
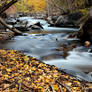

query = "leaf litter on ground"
[0,49,92,92]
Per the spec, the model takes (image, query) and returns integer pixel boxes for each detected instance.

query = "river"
[0,17,92,82]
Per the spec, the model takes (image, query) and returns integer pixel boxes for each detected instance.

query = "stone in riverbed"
[54,11,83,27]
[29,22,44,30]
[14,20,44,32]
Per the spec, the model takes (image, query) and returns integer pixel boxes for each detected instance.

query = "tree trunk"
[0,0,18,14]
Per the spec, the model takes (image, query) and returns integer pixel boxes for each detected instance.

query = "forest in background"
[16,0,92,15]
[0,0,92,16]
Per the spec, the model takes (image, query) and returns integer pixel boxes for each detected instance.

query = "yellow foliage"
[16,0,29,13]
[28,0,46,12]
[16,0,46,13]
[79,9,88,15]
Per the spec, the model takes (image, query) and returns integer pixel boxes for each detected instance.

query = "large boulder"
[77,17,92,42]
[29,22,44,30]
[51,16,59,24]
[55,15,75,27]
[14,20,29,31]
[68,12,83,21]
[55,11,83,27]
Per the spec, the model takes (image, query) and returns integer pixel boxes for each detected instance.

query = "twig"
[56,81,72,92]
[2,82,16,90]
[22,83,31,89]
[18,82,22,92]
[50,85,56,92]
[45,86,50,92]
[59,85,64,92]
[84,87,90,92]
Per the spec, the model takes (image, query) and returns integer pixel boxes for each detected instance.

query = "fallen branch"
[50,85,56,92]
[56,81,72,92]
[59,85,64,92]
[0,17,22,35]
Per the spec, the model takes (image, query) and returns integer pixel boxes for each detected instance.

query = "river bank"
[0,49,91,92]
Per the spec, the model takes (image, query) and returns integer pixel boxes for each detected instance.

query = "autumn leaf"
[0,49,91,92]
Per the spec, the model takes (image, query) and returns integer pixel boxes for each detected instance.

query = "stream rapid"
[0,17,92,82]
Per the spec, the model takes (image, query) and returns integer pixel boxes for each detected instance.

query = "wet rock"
[5,18,17,25]
[40,54,62,60]
[68,33,76,38]
[70,44,76,50]
[46,16,58,26]
[77,17,92,42]
[29,22,44,30]
[14,20,44,32]
[46,16,54,26]
[15,25,29,31]
[14,20,29,31]
[30,25,42,30]
[55,11,83,27]
[56,47,63,51]
[55,44,76,59]
[51,16,59,24]
[55,15,70,27]
[85,41,91,47]
[56,44,76,58]
[47,10,70,26]
[5,17,30,31]
[62,51,69,59]
[56,44,69,52]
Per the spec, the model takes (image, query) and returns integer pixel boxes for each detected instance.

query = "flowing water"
[0,17,92,82]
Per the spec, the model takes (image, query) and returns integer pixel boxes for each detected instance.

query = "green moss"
[79,9,88,15]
